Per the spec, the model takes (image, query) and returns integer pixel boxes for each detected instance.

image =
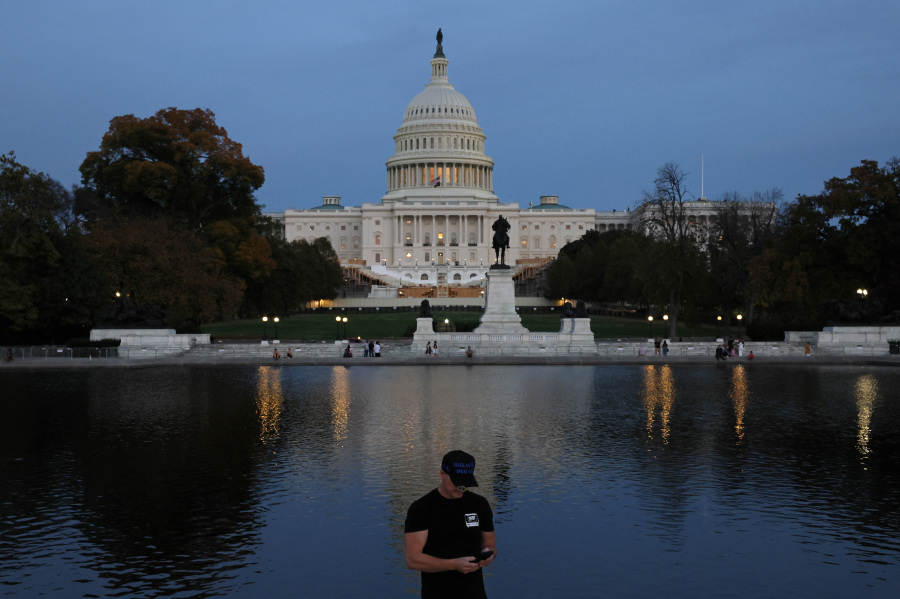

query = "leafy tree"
[244,234,342,317]
[79,107,265,231]
[0,152,107,339]
[749,158,900,322]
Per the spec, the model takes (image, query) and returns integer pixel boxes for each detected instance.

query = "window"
[354,225,358,231]
[374,234,381,245]
[521,239,527,248]
[535,225,540,230]
[421,274,429,281]
[534,238,541,249]
[453,273,462,280]
[375,220,380,225]
[341,225,346,230]
[424,252,430,262]
[566,224,571,230]
[522,225,528,231]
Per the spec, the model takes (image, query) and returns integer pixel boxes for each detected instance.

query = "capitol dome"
[383,36,496,202]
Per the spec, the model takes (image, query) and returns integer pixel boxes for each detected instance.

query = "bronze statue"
[418,299,432,318]
[436,28,443,45]
[491,215,511,267]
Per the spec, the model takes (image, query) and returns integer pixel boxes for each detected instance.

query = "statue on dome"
[436,28,443,45]
[434,28,444,58]
[491,215,511,268]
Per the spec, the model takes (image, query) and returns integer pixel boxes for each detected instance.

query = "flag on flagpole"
[429,177,441,187]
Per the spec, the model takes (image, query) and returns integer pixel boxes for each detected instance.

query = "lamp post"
[716,315,722,339]
[736,314,742,331]
[663,314,669,338]
[647,315,653,338]
[342,317,348,339]
[262,316,268,340]
[335,316,341,340]
[273,317,280,340]
[857,288,868,313]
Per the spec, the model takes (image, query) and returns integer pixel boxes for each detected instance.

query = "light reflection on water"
[1,365,899,598]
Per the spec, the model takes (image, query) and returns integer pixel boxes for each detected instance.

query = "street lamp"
[736,314,743,328]
[716,315,722,338]
[273,317,280,339]
[857,288,868,313]
[262,316,268,340]
[342,317,348,339]
[335,316,341,340]
[647,315,653,338]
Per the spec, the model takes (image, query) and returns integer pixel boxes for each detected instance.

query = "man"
[405,450,496,598]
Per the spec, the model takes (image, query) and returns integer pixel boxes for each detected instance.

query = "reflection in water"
[730,365,749,443]
[3,366,900,598]
[330,366,352,441]
[642,365,675,442]
[854,374,878,457]
[256,366,284,444]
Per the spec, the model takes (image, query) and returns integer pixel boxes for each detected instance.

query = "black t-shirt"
[405,488,494,598]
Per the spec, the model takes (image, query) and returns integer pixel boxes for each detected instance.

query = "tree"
[83,216,244,325]
[749,158,900,323]
[0,152,107,339]
[244,234,342,316]
[79,107,265,231]
[708,189,780,325]
[638,163,706,337]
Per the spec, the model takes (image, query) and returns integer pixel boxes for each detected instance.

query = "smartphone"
[470,550,494,563]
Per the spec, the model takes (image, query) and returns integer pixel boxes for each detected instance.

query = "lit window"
[521,239,527,248]
[406,252,412,258]
[374,234,381,245]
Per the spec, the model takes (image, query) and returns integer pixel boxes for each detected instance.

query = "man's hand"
[450,556,483,574]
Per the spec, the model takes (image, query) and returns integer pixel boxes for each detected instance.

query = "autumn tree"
[83,216,244,325]
[79,107,274,314]
[79,107,265,230]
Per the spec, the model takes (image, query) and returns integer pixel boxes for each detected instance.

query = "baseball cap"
[441,450,478,487]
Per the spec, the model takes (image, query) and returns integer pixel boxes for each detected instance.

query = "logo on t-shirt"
[465,513,480,528]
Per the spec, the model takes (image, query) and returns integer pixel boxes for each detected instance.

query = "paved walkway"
[3,348,899,370]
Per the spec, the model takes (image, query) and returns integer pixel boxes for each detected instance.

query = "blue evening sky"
[2,0,898,213]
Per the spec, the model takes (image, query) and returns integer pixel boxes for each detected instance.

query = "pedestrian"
[343,345,352,358]
[374,341,381,357]
[465,346,474,359]
[748,351,755,361]
[433,341,439,358]
[804,342,812,357]
[287,347,294,359]
[363,340,369,358]
[715,345,727,361]
[369,339,375,357]
[426,341,432,357]
[662,339,669,356]
[654,338,661,356]
[405,450,496,599]
[737,339,743,357]
[273,347,280,360]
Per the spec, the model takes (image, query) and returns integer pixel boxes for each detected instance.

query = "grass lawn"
[202,311,736,341]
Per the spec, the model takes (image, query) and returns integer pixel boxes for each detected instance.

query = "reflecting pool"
[1,365,899,598]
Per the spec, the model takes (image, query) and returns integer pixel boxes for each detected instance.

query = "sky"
[2,0,898,213]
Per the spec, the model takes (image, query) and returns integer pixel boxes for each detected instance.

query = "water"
[1,364,898,598]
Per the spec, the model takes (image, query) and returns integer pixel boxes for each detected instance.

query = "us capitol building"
[267,34,720,300]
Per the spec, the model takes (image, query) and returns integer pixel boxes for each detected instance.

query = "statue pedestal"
[473,268,527,334]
